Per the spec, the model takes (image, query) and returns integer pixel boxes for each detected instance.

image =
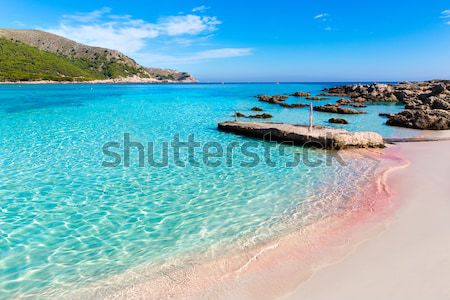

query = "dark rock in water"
[248,113,273,119]
[387,109,450,130]
[257,95,288,104]
[379,113,395,118]
[236,112,247,118]
[306,96,327,100]
[349,103,367,108]
[291,91,311,97]
[279,103,308,108]
[336,99,352,105]
[329,118,348,124]
[314,104,366,115]
[352,96,367,103]
[251,107,263,111]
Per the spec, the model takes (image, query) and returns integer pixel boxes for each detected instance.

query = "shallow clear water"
[0,83,417,298]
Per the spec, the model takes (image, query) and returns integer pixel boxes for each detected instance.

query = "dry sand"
[279,141,450,300]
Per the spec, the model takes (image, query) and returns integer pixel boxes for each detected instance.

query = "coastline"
[52,146,408,300]
[64,140,450,300]
[279,140,450,300]
[0,78,198,85]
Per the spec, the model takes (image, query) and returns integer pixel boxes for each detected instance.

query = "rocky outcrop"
[379,113,395,118]
[323,80,450,130]
[348,103,367,108]
[323,83,398,102]
[235,112,273,119]
[218,121,385,149]
[329,118,348,124]
[291,91,311,97]
[145,68,197,82]
[314,104,366,115]
[279,103,308,108]
[386,110,450,130]
[306,96,327,101]
[248,113,273,119]
[336,99,352,105]
[257,95,288,104]
[251,107,263,111]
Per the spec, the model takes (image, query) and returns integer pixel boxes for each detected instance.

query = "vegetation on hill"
[0,38,101,81]
[0,29,196,82]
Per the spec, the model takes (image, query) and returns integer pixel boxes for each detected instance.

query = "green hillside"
[0,38,151,82]
[0,38,99,81]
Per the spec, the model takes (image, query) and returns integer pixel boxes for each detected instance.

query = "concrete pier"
[218,121,385,149]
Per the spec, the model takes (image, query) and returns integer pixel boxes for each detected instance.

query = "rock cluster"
[257,95,288,104]
[306,96,327,101]
[257,94,307,109]
[323,80,450,130]
[386,110,450,130]
[235,112,273,119]
[291,91,311,97]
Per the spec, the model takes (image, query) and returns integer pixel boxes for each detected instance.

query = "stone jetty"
[218,121,384,149]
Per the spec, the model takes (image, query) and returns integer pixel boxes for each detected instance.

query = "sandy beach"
[279,141,450,300]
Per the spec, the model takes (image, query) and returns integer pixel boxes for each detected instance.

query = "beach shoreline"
[54,146,410,300]
[278,140,450,300]
[72,140,450,300]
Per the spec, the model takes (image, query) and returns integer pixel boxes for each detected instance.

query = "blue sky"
[1,0,450,82]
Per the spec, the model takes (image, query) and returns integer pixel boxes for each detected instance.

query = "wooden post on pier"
[309,102,313,132]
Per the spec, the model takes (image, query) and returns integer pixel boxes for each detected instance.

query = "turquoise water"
[0,83,416,298]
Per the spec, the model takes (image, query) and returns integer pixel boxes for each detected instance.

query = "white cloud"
[191,48,253,60]
[136,48,253,65]
[441,10,450,18]
[62,7,111,23]
[159,15,221,36]
[44,8,253,67]
[314,13,329,20]
[192,5,210,12]
[441,10,450,24]
[46,9,221,54]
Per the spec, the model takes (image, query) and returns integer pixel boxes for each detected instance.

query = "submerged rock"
[251,107,263,111]
[379,113,395,118]
[329,118,348,124]
[314,104,366,115]
[248,113,273,119]
[279,103,308,108]
[306,96,327,101]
